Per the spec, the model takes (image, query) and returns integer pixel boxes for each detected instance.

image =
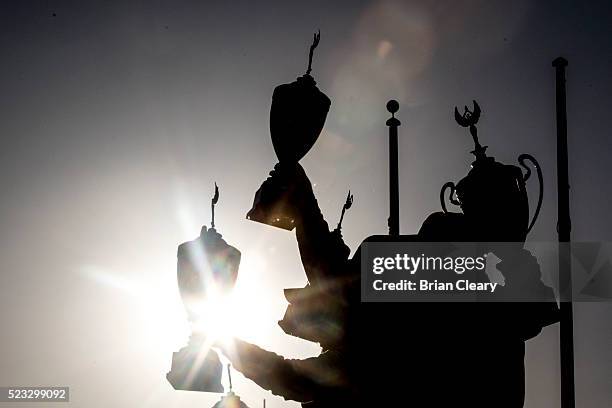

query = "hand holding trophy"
[246,31,331,230]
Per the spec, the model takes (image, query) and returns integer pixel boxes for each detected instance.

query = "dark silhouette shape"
[172,35,559,407]
[167,333,224,393]
[386,99,401,236]
[305,30,320,76]
[167,185,241,393]
[440,101,543,242]
[213,96,558,408]
[335,190,353,232]
[211,182,219,229]
[455,100,485,159]
[553,56,576,408]
[247,31,330,230]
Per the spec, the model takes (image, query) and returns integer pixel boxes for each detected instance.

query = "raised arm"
[288,164,351,284]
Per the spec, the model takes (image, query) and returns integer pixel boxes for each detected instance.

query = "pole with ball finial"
[386,100,401,236]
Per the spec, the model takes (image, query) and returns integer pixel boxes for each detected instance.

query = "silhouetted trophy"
[246,31,331,230]
[167,184,241,393]
[438,101,543,242]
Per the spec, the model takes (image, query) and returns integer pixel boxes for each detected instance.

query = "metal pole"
[386,100,401,236]
[553,56,575,408]
[227,364,233,392]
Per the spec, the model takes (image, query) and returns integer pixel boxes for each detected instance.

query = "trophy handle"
[518,154,544,234]
[440,182,461,213]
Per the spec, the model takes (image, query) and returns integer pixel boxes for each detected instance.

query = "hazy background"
[0,1,611,407]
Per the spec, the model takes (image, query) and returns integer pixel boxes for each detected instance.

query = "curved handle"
[518,154,544,234]
[440,182,461,213]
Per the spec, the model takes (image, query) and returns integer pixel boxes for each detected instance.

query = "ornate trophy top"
[247,32,332,230]
[169,184,242,394]
[437,101,543,242]
[305,30,320,78]
[335,190,354,232]
[168,184,242,394]
[177,184,241,317]
[211,182,219,229]
[454,100,487,162]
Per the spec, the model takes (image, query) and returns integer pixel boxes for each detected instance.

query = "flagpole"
[386,100,401,236]
[553,56,575,408]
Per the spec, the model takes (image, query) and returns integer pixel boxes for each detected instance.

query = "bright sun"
[189,251,271,347]
[190,290,247,346]
[81,249,274,353]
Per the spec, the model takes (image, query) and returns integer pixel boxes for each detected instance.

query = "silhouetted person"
[210,35,557,407]
[217,164,357,406]
[216,155,558,408]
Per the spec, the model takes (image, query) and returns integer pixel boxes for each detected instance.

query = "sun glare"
[80,246,273,360]
[191,291,237,346]
[188,250,270,347]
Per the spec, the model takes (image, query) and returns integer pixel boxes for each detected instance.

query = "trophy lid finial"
[211,182,219,229]
[336,189,354,231]
[305,30,321,77]
[454,100,487,161]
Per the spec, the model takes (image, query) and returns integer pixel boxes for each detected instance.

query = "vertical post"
[227,364,233,392]
[553,56,575,408]
[386,100,401,236]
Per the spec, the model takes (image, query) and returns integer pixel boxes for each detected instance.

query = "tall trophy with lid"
[167,184,241,393]
[246,31,331,230]
[436,101,544,243]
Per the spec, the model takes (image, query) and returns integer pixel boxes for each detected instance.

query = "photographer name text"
[371,253,498,293]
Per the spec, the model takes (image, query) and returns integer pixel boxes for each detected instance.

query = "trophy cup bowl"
[270,75,330,163]
[440,101,544,243]
[246,74,331,230]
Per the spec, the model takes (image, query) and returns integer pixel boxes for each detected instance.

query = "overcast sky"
[0,1,611,407]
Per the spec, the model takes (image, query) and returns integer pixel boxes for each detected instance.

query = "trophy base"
[246,205,296,231]
[246,164,298,231]
[166,336,224,393]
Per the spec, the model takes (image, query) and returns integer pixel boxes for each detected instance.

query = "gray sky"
[0,1,611,407]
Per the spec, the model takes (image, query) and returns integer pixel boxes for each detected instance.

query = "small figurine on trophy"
[335,190,354,233]
[167,184,241,393]
[246,31,331,230]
